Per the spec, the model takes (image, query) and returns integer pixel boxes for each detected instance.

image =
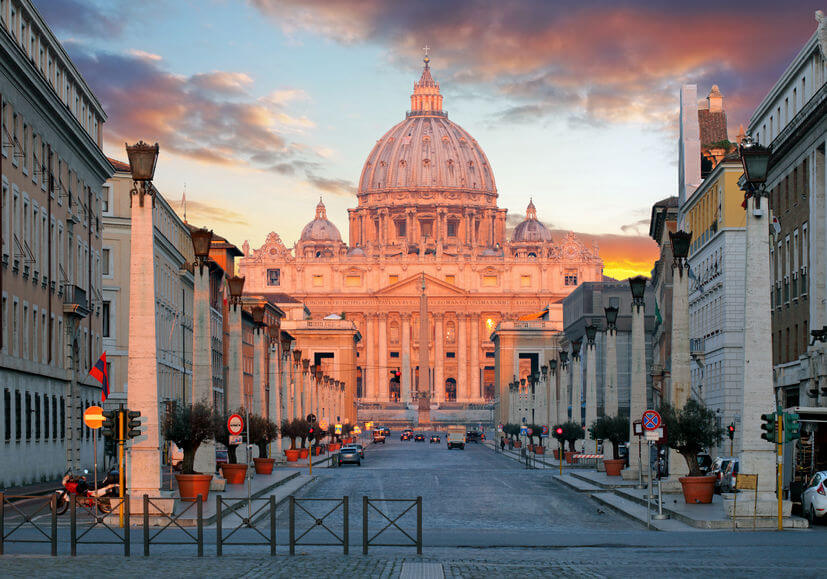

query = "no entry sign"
[83,406,104,429]
[642,410,661,431]
[227,413,244,435]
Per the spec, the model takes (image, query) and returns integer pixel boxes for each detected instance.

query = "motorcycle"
[53,468,119,515]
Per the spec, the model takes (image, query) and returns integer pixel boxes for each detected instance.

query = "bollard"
[216,495,223,557]
[70,495,77,556]
[197,495,203,557]
[124,496,131,556]
[0,492,4,555]
[143,495,150,557]
[269,495,277,556]
[362,496,369,555]
[654,478,668,520]
[416,496,423,555]
[51,494,57,556]
[288,496,295,556]
[343,496,349,555]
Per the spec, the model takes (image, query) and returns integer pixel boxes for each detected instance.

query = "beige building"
[239,57,603,424]
[1,0,112,485]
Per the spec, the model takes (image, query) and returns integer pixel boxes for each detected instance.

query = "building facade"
[1,0,112,485]
[238,57,603,423]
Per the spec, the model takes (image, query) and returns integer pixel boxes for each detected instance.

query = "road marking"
[400,562,445,579]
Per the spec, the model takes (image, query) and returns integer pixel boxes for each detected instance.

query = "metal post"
[119,408,125,529]
[143,494,149,557]
[362,496,368,555]
[777,413,783,531]
[216,495,222,556]
[732,485,738,531]
[70,495,77,556]
[559,442,563,475]
[0,492,5,555]
[197,495,203,557]
[416,496,423,555]
[93,428,98,500]
[343,496,349,555]
[637,435,644,489]
[246,408,252,523]
[288,496,295,556]
[51,493,57,556]
[646,442,652,529]
[123,495,130,556]
[269,495,277,556]
[753,476,759,531]
[654,478,667,520]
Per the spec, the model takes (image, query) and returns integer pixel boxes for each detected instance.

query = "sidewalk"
[2,479,62,499]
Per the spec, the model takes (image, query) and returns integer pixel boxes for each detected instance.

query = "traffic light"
[555,426,563,436]
[727,423,735,441]
[760,413,777,443]
[390,369,401,379]
[784,412,801,442]
[101,409,118,439]
[308,425,316,438]
[126,410,143,439]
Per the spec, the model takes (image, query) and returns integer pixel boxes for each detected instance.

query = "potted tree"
[589,415,629,476]
[512,424,522,449]
[311,426,328,455]
[552,424,564,459]
[341,422,355,444]
[162,401,215,501]
[281,419,301,462]
[527,424,544,454]
[249,414,279,474]
[561,421,585,463]
[296,419,311,458]
[213,409,248,484]
[660,399,724,504]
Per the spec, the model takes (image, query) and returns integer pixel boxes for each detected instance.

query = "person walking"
[500,437,506,452]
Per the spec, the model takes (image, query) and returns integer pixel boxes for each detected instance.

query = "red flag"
[89,352,109,402]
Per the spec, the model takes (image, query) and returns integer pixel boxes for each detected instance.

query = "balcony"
[63,284,90,319]
[690,337,705,367]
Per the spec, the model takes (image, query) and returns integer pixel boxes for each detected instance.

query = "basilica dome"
[300,199,342,243]
[512,199,552,243]
[358,57,497,199]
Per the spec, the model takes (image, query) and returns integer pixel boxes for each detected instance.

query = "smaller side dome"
[512,198,552,243]
[299,198,342,242]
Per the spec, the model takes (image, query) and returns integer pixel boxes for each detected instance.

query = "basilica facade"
[238,57,603,412]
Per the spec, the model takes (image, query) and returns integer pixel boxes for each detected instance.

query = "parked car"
[372,430,386,444]
[430,434,441,444]
[338,446,361,466]
[414,433,425,442]
[802,471,827,525]
[380,426,391,437]
[466,431,482,443]
[720,458,741,493]
[343,443,364,459]
[401,431,412,441]
[696,453,713,475]
[711,457,735,494]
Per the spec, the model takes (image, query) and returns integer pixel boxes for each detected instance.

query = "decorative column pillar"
[557,352,569,427]
[457,313,468,402]
[226,276,245,412]
[470,314,480,401]
[192,260,213,405]
[291,350,301,419]
[368,314,378,400]
[570,341,582,426]
[401,313,412,404]
[584,329,598,453]
[433,313,444,403]
[626,276,648,477]
[269,329,283,456]
[300,359,310,420]
[252,325,265,415]
[547,361,558,428]
[378,313,389,401]
[125,146,162,498]
[669,231,692,480]
[604,306,619,418]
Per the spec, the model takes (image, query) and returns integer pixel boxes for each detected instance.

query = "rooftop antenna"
[182,183,187,223]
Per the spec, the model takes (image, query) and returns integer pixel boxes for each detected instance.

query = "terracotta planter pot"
[553,449,560,460]
[679,475,716,504]
[603,458,624,477]
[175,473,212,502]
[285,449,300,462]
[253,457,275,475]
[513,441,522,448]
[329,443,341,451]
[298,448,309,459]
[220,463,248,484]
[534,445,545,455]
[565,451,575,464]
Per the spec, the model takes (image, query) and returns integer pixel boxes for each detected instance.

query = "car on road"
[401,432,411,441]
[696,453,713,475]
[720,458,741,493]
[338,446,361,466]
[711,457,735,494]
[343,443,364,459]
[372,429,386,444]
[430,434,441,444]
[467,431,483,443]
[802,471,827,524]
[414,433,425,442]
[380,426,391,437]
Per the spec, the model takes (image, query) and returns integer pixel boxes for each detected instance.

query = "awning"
[789,406,827,423]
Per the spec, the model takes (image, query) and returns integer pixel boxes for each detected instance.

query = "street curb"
[204,469,303,524]
[553,474,607,493]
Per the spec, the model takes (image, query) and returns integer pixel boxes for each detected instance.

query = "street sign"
[334,423,342,435]
[644,428,662,442]
[306,413,317,423]
[642,410,661,431]
[520,426,527,436]
[83,406,104,429]
[526,428,533,436]
[541,425,549,437]
[497,423,503,432]
[227,414,244,435]
[633,420,643,436]
[352,425,361,435]
[229,435,243,445]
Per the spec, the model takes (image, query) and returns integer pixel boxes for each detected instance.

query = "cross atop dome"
[526,198,537,220]
[411,48,443,115]
[315,196,327,220]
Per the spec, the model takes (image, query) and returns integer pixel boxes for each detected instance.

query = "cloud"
[127,49,162,62]
[252,0,822,130]
[189,72,254,95]
[34,0,127,37]
[570,230,659,280]
[620,218,651,236]
[505,211,554,231]
[305,174,356,197]
[171,197,249,227]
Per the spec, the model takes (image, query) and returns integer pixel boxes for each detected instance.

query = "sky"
[33,0,823,279]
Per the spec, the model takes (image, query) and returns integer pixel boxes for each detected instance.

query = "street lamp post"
[190,227,213,406]
[124,141,165,498]
[548,359,559,427]
[558,351,569,425]
[627,275,648,479]
[604,304,619,418]
[570,340,582,426]
[732,137,784,518]
[226,275,245,412]
[584,324,598,453]
[268,323,283,456]
[251,305,267,416]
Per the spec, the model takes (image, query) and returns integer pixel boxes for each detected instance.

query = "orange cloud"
[565,230,659,280]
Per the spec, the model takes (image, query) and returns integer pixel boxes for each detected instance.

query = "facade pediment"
[374,273,467,297]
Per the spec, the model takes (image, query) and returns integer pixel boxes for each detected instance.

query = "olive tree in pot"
[249,414,279,474]
[296,419,311,458]
[527,423,545,453]
[660,399,724,504]
[560,421,585,463]
[281,419,301,462]
[213,409,248,484]
[589,415,629,476]
[162,401,215,501]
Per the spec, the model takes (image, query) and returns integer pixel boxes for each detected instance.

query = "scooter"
[53,468,119,515]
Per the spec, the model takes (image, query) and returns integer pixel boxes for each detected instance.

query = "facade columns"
[571,347,582,426]
[557,361,568,427]
[585,342,597,453]
[192,266,212,405]
[627,299,647,476]
[457,313,468,401]
[470,314,480,401]
[401,314,412,404]
[252,327,265,415]
[365,314,376,400]
[126,184,161,497]
[290,358,298,420]
[227,302,243,411]
[604,329,618,418]
[269,343,282,454]
[433,313,444,403]
[378,314,389,401]
[547,366,558,427]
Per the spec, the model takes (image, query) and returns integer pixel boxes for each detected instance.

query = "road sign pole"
[777,412,783,532]
[93,428,98,499]
[119,405,125,529]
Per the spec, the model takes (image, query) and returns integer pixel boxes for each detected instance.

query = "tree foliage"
[249,414,279,457]
[660,399,724,476]
[212,408,246,463]
[553,421,585,451]
[588,415,629,459]
[162,401,215,475]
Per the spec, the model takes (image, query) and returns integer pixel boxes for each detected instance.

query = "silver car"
[337,446,361,466]
[802,471,827,525]
[343,443,364,459]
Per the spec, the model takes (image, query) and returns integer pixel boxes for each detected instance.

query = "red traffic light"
[728,425,735,433]
[390,369,401,378]
[555,427,563,435]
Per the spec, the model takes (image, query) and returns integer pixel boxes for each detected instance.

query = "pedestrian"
[500,437,505,452]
